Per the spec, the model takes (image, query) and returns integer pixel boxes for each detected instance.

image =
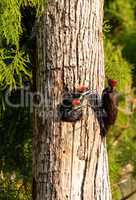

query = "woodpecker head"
[77,85,89,93]
[72,99,81,106]
[108,79,117,89]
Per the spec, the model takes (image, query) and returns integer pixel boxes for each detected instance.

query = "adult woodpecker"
[102,79,119,135]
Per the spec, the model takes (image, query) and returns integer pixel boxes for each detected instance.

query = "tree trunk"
[33,0,112,199]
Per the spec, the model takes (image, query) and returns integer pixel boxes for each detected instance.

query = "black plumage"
[101,80,119,135]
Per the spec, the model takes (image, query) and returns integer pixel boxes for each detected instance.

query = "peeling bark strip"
[33,0,112,200]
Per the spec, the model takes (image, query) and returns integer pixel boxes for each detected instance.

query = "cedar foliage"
[0,1,39,199]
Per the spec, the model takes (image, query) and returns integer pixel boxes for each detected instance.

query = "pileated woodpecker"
[102,79,119,135]
[59,85,89,122]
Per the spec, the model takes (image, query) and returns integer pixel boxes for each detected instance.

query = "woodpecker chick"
[72,99,81,106]
[59,86,83,122]
[77,85,89,93]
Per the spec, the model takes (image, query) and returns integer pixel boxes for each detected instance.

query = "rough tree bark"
[33,0,112,199]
